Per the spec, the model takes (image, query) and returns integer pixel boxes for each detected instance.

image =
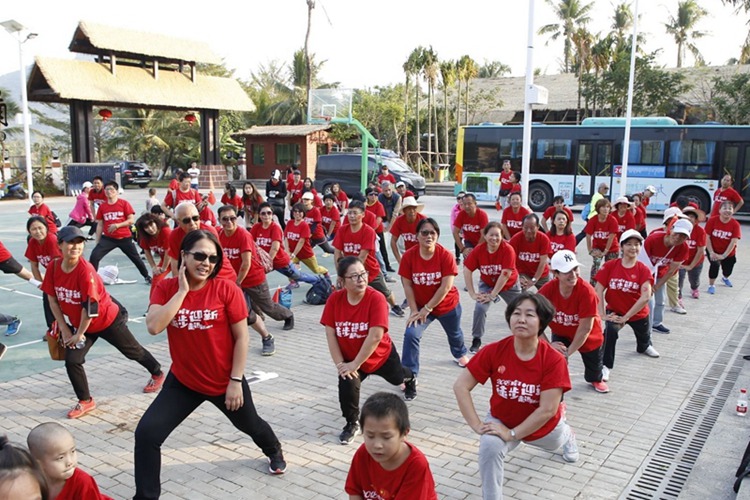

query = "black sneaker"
[268,452,287,474]
[144,275,152,285]
[339,421,361,445]
[262,335,276,356]
[470,337,482,353]
[391,305,405,317]
[404,378,417,401]
[0,342,6,360]
[283,315,294,331]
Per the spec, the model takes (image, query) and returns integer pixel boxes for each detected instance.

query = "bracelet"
[230,376,243,383]
[424,305,433,313]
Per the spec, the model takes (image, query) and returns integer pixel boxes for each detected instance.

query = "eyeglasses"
[419,230,437,237]
[456,196,465,201]
[180,215,200,225]
[221,216,237,222]
[344,271,369,282]
[185,251,219,264]
[260,211,273,216]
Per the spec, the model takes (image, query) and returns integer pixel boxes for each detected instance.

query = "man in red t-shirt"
[219,205,294,335]
[389,197,426,263]
[509,214,551,290]
[89,181,151,283]
[540,196,574,233]
[333,201,405,317]
[286,170,304,217]
[395,181,415,199]
[87,176,107,237]
[302,192,336,254]
[365,188,394,275]
[161,172,202,220]
[452,194,489,259]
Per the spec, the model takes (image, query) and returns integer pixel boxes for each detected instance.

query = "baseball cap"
[671,218,693,236]
[645,185,657,194]
[57,226,86,243]
[293,169,301,175]
[395,181,406,188]
[662,207,689,223]
[619,229,644,245]
[550,250,581,273]
[82,181,93,189]
[301,192,314,200]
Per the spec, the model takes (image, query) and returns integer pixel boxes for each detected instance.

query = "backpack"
[305,275,333,305]
[581,202,591,221]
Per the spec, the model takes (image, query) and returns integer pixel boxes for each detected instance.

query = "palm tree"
[612,2,633,45]
[439,61,457,164]
[422,46,439,170]
[304,0,315,108]
[664,0,708,67]
[572,27,593,123]
[477,60,511,78]
[538,0,595,73]
[405,47,426,170]
[457,55,478,125]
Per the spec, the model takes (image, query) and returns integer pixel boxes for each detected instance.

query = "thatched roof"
[28,56,255,112]
[469,64,750,124]
[69,20,221,64]
[232,124,332,139]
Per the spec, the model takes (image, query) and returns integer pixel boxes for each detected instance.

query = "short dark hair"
[359,392,410,436]
[323,193,336,202]
[26,216,48,233]
[348,200,366,212]
[217,205,237,218]
[674,196,689,210]
[522,213,539,227]
[511,171,521,182]
[179,172,192,182]
[31,190,44,199]
[135,213,167,245]
[483,221,503,236]
[336,255,362,277]
[0,435,49,500]
[178,230,223,279]
[291,202,307,214]
[416,217,440,237]
[504,292,556,336]
[92,176,103,182]
[463,193,477,203]
[509,191,522,200]
[258,202,272,212]
[552,195,564,204]
[105,180,119,191]
[595,198,610,212]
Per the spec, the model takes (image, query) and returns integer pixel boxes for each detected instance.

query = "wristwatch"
[510,429,517,440]
[531,278,537,283]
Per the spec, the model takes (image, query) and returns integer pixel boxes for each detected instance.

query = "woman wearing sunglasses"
[136,230,286,498]
[399,218,469,401]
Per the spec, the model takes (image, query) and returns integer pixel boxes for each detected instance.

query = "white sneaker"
[601,366,610,382]
[670,305,687,315]
[562,430,579,463]
[643,346,660,358]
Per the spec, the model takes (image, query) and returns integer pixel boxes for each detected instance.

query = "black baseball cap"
[57,226,86,242]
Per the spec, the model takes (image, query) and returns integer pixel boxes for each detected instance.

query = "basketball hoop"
[313,115,332,123]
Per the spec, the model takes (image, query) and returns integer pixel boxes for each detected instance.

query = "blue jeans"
[648,285,666,328]
[275,264,318,285]
[402,304,467,376]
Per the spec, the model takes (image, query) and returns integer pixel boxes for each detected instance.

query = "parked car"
[116,161,152,188]
[314,154,426,199]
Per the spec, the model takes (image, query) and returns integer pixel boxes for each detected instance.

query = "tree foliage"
[710,73,750,124]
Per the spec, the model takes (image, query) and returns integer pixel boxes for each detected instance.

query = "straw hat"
[400,196,424,213]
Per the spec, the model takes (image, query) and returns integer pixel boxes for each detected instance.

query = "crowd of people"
[0,164,744,499]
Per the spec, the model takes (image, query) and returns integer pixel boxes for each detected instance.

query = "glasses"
[221,216,237,222]
[420,230,437,237]
[367,192,377,196]
[180,215,200,225]
[260,211,273,216]
[456,196,465,201]
[344,271,369,282]
[185,251,219,264]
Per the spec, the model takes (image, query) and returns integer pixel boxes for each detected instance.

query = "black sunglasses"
[221,216,238,222]
[185,251,219,264]
[260,211,273,215]
[181,215,200,224]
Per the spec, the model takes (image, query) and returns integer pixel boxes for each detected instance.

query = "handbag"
[46,321,66,361]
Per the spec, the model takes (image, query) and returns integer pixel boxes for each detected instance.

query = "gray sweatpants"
[472,281,522,340]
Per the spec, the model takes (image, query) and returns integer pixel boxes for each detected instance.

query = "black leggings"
[89,235,150,279]
[551,334,604,383]
[708,255,737,280]
[377,231,392,269]
[602,315,651,369]
[134,372,282,499]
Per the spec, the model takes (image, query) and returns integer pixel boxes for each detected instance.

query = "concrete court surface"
[1,187,749,499]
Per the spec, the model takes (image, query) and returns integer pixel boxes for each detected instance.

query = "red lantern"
[99,109,112,122]
[184,113,197,126]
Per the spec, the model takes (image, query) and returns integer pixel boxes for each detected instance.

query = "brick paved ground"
[1,191,749,499]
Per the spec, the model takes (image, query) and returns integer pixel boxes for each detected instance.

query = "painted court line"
[0,285,43,299]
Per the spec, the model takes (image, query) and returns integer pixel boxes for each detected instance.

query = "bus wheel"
[678,187,710,213]
[528,182,553,212]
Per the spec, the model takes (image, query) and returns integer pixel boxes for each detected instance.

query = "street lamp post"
[1,19,37,203]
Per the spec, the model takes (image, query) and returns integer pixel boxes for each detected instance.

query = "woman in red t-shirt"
[321,256,414,445]
[495,160,514,209]
[241,182,265,228]
[221,183,243,214]
[463,222,520,353]
[321,194,342,240]
[711,174,744,217]
[331,182,349,215]
[285,202,328,276]
[135,213,173,291]
[548,210,576,256]
[136,230,286,497]
[631,193,647,237]
[501,192,531,240]
[540,196,574,233]
[584,198,619,284]
[41,226,164,420]
[706,200,742,292]
[399,218,468,401]
[679,206,707,299]
[612,196,636,240]
[454,292,578,499]
[26,216,62,330]
[594,229,658,380]
[28,191,59,234]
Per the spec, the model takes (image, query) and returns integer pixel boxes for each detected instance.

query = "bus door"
[574,141,613,205]
[722,142,750,213]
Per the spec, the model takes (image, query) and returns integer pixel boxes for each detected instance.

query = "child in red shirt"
[345,392,437,500]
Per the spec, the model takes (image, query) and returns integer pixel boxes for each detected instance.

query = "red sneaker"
[143,372,165,393]
[67,398,96,419]
[592,380,610,393]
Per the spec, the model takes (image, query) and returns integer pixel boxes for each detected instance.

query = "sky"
[0,0,748,95]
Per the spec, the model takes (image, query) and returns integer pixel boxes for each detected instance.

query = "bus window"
[499,138,523,160]
[535,139,574,175]
[629,140,664,164]
[464,130,500,173]
[667,140,716,179]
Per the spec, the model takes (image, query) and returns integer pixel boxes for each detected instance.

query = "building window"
[252,144,265,165]
[276,143,300,166]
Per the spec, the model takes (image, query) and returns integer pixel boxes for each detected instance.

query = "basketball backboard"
[308,88,353,124]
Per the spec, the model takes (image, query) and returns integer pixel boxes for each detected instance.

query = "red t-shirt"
[56,468,113,500]
[28,203,58,234]
[41,258,118,333]
[612,211,636,236]
[548,232,577,257]
[643,232,689,278]
[538,279,603,352]
[366,200,387,233]
[390,214,427,252]
[199,204,216,227]
[25,234,61,269]
[345,442,437,500]
[542,206,574,225]
[467,336,570,442]
[218,227,266,288]
[463,241,518,290]
[0,241,11,262]
[334,191,349,212]
[594,259,653,320]
[88,189,107,213]
[705,216,742,257]
[285,220,314,260]
[164,188,201,208]
[711,187,743,217]
[398,244,459,316]
[250,222,290,269]
[333,224,380,281]
[152,277,247,396]
[509,231,551,277]
[642,195,651,208]
[321,205,341,235]
[377,173,397,185]
[685,224,707,265]
[167,224,237,282]
[221,193,243,212]
[168,179,179,191]
[344,211,378,230]
[634,206,646,230]
[139,226,172,261]
[453,209,490,246]
[499,170,513,191]
[288,180,305,205]
[320,288,391,373]
[584,215,620,254]
[501,206,532,239]
[96,199,135,239]
[304,206,326,240]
